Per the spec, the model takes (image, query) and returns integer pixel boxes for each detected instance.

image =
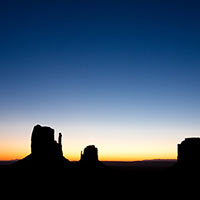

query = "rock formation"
[78,145,106,170]
[13,124,71,170]
[178,137,200,168]
[31,125,63,158]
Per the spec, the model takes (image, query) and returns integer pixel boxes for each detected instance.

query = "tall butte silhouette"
[13,124,72,170]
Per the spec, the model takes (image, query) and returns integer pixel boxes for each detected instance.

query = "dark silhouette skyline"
[9,124,200,172]
[1,124,200,197]
[9,123,200,176]
[1,1,200,196]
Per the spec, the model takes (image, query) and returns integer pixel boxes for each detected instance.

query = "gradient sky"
[1,0,200,161]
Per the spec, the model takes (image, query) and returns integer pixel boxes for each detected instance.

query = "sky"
[0,0,200,161]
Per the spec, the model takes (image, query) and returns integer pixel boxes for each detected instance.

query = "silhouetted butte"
[13,124,72,170]
[177,137,200,170]
[78,145,107,171]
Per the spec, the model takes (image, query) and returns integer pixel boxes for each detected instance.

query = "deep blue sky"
[1,0,200,160]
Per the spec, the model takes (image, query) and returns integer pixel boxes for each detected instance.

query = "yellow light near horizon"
[0,139,30,161]
[0,146,177,161]
[0,142,177,161]
[62,140,177,162]
[0,131,178,161]
[63,153,176,162]
[97,151,177,161]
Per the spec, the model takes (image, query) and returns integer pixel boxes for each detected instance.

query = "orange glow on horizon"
[0,137,177,161]
[0,152,177,162]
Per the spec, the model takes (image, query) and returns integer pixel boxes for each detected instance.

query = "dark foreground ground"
[0,160,198,197]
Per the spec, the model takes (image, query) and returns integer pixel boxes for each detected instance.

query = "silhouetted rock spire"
[13,124,71,169]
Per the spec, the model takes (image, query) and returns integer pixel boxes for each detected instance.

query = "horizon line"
[0,158,177,162]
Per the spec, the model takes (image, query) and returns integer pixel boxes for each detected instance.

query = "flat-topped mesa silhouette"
[78,145,106,171]
[177,137,200,169]
[81,145,98,164]
[13,125,71,169]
